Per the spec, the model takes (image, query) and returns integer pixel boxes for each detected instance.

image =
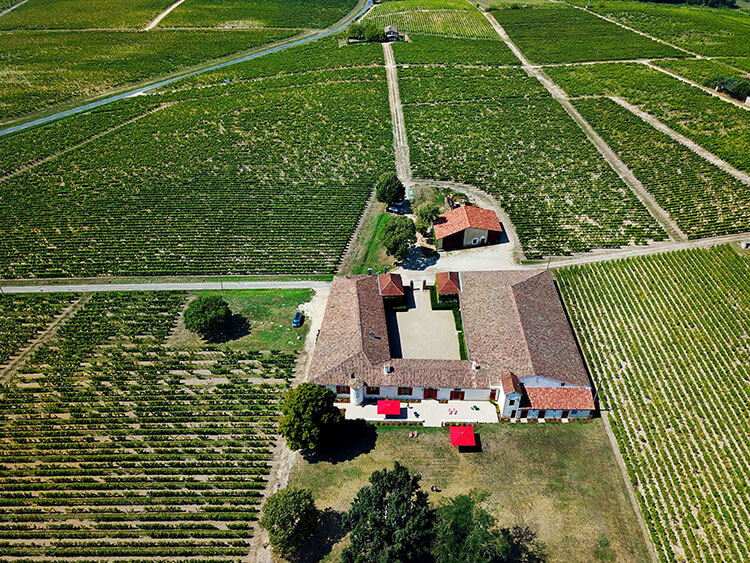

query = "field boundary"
[144,0,187,30]
[0,0,29,18]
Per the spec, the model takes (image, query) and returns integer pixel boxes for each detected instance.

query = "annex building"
[433,205,503,251]
[308,270,595,421]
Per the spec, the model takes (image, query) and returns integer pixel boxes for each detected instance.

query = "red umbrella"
[377,400,401,416]
[449,425,476,447]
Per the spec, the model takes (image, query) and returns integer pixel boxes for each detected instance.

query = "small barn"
[433,206,502,251]
[384,25,401,42]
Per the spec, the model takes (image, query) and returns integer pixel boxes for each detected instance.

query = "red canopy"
[449,426,476,447]
[377,400,401,416]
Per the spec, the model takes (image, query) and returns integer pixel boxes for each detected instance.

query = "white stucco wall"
[462,227,489,247]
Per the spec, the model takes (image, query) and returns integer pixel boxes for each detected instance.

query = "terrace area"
[385,287,460,360]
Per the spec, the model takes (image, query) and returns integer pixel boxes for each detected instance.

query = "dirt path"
[383,42,412,185]
[610,96,750,186]
[144,0,187,30]
[0,0,29,17]
[0,103,173,183]
[0,294,90,381]
[643,61,750,111]
[484,11,687,242]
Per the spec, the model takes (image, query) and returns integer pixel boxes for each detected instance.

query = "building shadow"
[296,508,346,563]
[457,434,482,453]
[207,313,250,344]
[303,419,377,464]
[498,223,510,244]
[385,290,415,359]
[402,246,439,271]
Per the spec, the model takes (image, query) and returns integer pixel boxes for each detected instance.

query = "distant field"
[289,422,651,562]
[392,33,518,65]
[0,0,169,29]
[0,61,392,277]
[0,28,294,120]
[652,57,747,86]
[546,63,750,173]
[571,0,750,56]
[0,290,300,558]
[556,246,750,562]
[159,0,358,28]
[364,0,497,38]
[575,97,750,239]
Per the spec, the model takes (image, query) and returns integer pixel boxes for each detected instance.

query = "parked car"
[292,311,304,328]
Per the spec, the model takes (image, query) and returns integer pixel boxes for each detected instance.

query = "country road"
[0,0,373,138]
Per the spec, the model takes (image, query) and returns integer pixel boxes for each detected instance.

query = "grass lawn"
[167,289,312,352]
[289,421,649,562]
[345,210,396,275]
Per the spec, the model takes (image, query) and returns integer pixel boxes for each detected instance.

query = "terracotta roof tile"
[501,372,522,395]
[433,206,502,240]
[435,272,461,295]
[378,273,405,296]
[523,387,594,410]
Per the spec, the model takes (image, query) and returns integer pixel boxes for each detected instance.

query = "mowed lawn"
[168,289,312,352]
[289,421,650,562]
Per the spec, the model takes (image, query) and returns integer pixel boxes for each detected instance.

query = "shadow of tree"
[303,420,377,465]
[402,246,440,271]
[295,508,346,563]
[205,313,250,344]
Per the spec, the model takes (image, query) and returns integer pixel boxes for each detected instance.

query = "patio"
[336,399,499,428]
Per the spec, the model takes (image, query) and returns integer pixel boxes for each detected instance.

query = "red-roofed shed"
[435,272,461,296]
[378,273,405,297]
[433,206,502,251]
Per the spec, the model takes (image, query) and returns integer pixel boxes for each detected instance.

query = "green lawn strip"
[352,212,394,275]
[289,422,650,562]
[169,289,313,352]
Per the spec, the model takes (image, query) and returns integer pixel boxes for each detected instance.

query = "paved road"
[0,281,331,294]
[0,0,372,138]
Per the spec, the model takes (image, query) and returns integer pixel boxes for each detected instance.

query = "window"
[508,399,515,406]
[365,386,380,395]
[398,387,412,396]
[471,238,479,245]
[538,410,546,419]
[570,410,578,415]
[335,385,348,395]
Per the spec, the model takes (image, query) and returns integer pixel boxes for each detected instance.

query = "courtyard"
[385,287,460,359]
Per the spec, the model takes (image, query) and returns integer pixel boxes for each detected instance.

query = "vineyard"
[573,0,750,57]
[0,290,299,559]
[364,0,497,38]
[0,66,392,278]
[545,63,750,173]
[404,94,666,258]
[0,0,170,29]
[0,28,294,120]
[491,5,681,64]
[575,97,750,239]
[392,33,519,66]
[652,58,747,88]
[556,246,750,562]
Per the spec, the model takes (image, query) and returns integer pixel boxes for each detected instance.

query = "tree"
[278,383,343,451]
[416,202,440,225]
[375,172,405,204]
[364,23,385,42]
[501,525,548,563]
[347,22,365,40]
[260,487,320,558]
[184,294,232,341]
[341,462,434,563]
[381,216,416,261]
[433,494,510,563]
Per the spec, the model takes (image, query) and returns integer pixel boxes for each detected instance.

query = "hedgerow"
[0,291,295,557]
[575,97,750,238]
[556,245,750,562]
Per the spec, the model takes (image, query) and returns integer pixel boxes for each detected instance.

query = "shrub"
[184,295,232,341]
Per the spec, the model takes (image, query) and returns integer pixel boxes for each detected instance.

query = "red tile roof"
[435,272,460,295]
[524,387,594,411]
[433,206,502,240]
[378,273,404,297]
[501,372,521,395]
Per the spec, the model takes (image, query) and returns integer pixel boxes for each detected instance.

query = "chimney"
[472,361,479,370]
[367,268,373,275]
[383,365,393,374]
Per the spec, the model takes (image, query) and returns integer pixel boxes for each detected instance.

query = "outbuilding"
[384,25,401,42]
[433,205,502,251]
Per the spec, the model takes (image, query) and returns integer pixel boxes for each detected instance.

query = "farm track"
[0,103,174,182]
[144,0,187,30]
[0,293,90,381]
[383,42,412,185]
[0,0,29,18]
[0,0,373,137]
[644,61,750,111]
[609,96,750,186]
[483,11,687,242]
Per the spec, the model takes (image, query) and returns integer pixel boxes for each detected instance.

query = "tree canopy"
[278,383,343,451]
[260,487,320,558]
[433,494,510,563]
[381,215,417,261]
[183,294,232,341]
[375,172,406,205]
[341,462,434,563]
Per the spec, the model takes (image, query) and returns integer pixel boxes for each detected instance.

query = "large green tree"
[381,215,417,261]
[184,294,232,341]
[341,462,434,563]
[375,172,405,205]
[433,494,510,563]
[278,383,343,451]
[260,487,320,558]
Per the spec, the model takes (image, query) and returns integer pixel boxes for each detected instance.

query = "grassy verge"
[349,211,395,275]
[289,421,650,562]
[167,289,313,352]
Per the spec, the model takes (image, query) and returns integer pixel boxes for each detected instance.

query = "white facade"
[329,385,491,402]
